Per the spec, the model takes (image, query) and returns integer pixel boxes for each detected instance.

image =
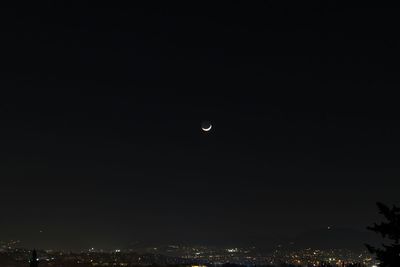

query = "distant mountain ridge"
[283,227,379,251]
[121,227,379,253]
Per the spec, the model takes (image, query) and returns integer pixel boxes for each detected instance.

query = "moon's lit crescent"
[202,125,212,132]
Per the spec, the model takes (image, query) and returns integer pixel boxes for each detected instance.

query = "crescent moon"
[202,125,212,132]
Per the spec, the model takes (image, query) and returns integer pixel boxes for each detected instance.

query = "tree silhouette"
[366,202,400,267]
[30,249,39,267]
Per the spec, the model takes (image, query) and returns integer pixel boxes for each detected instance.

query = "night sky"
[2,3,400,250]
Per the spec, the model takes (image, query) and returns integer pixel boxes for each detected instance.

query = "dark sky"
[1,2,400,250]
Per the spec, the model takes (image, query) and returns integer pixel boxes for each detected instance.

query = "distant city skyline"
[1,239,377,266]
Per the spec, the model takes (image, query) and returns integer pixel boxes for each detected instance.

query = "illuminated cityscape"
[0,240,377,267]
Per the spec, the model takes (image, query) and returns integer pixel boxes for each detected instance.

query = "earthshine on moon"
[201,121,212,132]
